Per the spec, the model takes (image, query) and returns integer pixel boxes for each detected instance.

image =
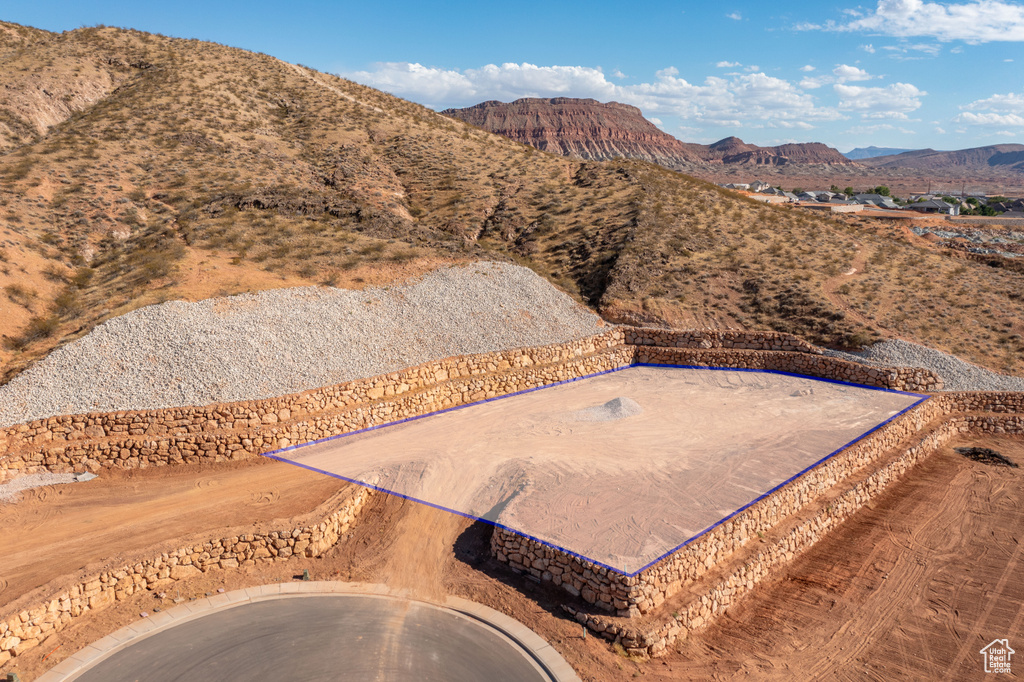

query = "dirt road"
[0,458,344,600]
[659,435,1024,681]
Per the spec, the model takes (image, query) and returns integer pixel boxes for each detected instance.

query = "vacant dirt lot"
[1,435,1020,681]
[287,366,919,572]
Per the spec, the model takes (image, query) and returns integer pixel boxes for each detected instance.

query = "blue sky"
[3,0,1023,151]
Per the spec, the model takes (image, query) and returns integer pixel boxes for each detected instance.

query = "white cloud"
[650,117,664,126]
[344,62,618,107]
[935,125,947,133]
[826,0,1024,42]
[623,70,843,125]
[834,82,926,117]
[845,123,897,133]
[716,61,741,67]
[861,43,877,52]
[954,92,1024,126]
[833,64,874,81]
[882,42,943,57]
[955,111,1024,125]
[345,61,844,129]
[745,65,761,72]
[800,64,816,71]
[759,120,816,130]
[959,90,1024,111]
[801,64,876,88]
[612,69,628,79]
[727,11,743,20]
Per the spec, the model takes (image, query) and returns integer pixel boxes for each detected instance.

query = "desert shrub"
[4,283,37,307]
[71,267,95,288]
[42,264,69,282]
[3,314,60,350]
[50,288,83,318]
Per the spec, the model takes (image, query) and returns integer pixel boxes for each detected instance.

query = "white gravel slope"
[0,262,605,428]
[825,339,1024,392]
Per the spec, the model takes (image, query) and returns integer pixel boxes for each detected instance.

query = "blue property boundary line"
[263,364,631,457]
[262,363,930,577]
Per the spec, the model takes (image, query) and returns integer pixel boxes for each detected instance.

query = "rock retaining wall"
[559,410,1024,656]
[0,327,939,484]
[0,486,372,666]
[492,385,1022,628]
[492,393,940,617]
[0,330,629,483]
[623,328,821,354]
[633,346,942,392]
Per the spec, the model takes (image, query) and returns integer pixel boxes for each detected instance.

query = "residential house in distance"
[797,191,841,203]
[855,193,900,210]
[750,180,771,192]
[990,199,1024,213]
[908,199,960,216]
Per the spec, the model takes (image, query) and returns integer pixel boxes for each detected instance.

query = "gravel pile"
[825,339,1024,392]
[0,262,606,428]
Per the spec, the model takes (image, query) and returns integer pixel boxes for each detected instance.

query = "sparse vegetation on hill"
[0,21,1022,382]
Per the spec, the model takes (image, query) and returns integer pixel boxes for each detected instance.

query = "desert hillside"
[0,21,1022,383]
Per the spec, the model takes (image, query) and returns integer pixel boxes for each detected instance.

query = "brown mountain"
[441,98,854,167]
[0,22,1022,384]
[859,144,1024,172]
[440,97,705,167]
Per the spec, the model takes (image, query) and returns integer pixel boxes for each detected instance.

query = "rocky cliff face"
[442,98,854,168]
[442,98,704,167]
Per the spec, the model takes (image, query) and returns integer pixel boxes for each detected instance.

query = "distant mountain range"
[843,146,915,160]
[858,144,1024,172]
[442,98,853,169]
[443,98,1024,180]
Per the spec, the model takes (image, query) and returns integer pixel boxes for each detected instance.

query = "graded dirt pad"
[280,366,921,572]
[0,458,344,601]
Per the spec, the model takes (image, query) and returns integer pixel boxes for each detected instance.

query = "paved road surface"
[73,595,549,682]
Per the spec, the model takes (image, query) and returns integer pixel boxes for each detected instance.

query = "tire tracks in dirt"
[664,437,1024,681]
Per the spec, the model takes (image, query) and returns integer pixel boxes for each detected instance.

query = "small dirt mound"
[955,447,1019,468]
[570,396,643,422]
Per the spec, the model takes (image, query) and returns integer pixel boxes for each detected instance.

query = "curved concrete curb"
[37,581,581,682]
